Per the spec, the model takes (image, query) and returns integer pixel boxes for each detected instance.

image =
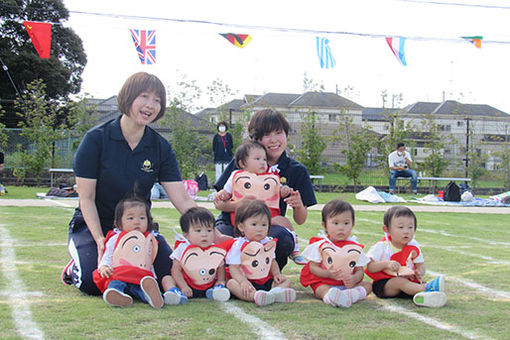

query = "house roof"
[290,92,364,110]
[405,100,508,117]
[251,93,301,107]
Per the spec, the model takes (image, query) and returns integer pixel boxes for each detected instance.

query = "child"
[216,141,306,265]
[226,200,296,306]
[169,207,231,303]
[300,199,372,307]
[93,196,164,308]
[365,206,447,307]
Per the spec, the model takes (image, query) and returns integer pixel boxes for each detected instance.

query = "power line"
[67,10,510,45]
[398,0,510,10]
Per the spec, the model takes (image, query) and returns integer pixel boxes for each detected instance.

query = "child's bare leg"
[271,277,291,289]
[357,281,373,295]
[384,277,426,297]
[269,278,296,303]
[314,284,332,299]
[226,279,255,302]
[161,275,176,292]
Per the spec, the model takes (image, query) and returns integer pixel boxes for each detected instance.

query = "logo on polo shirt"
[141,159,153,172]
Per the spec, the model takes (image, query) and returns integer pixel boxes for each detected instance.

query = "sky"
[63,0,510,114]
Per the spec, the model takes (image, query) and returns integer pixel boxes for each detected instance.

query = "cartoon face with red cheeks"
[240,240,276,280]
[232,172,280,210]
[319,243,362,275]
[383,245,419,277]
[181,247,227,285]
[112,231,158,270]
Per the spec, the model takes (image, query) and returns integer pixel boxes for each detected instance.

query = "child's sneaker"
[61,259,74,286]
[413,291,447,308]
[206,285,230,302]
[103,288,133,307]
[140,276,164,309]
[269,287,296,303]
[254,290,275,307]
[290,252,308,265]
[164,287,188,305]
[425,275,445,292]
[323,287,352,308]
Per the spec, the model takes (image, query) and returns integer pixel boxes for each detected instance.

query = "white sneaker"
[254,290,275,307]
[413,291,447,308]
[103,288,133,307]
[324,288,352,308]
[140,276,164,309]
[269,287,296,303]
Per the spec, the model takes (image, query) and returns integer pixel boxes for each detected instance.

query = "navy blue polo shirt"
[214,150,317,222]
[73,116,181,230]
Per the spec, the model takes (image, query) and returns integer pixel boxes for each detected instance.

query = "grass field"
[1,197,509,340]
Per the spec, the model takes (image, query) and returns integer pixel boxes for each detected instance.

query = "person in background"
[0,151,6,195]
[388,142,417,195]
[212,121,233,182]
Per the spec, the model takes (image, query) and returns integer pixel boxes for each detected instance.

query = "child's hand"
[98,265,113,278]
[328,268,344,281]
[280,185,291,198]
[216,189,232,201]
[414,266,425,283]
[387,260,401,273]
[340,272,357,288]
[181,285,193,298]
[273,273,286,284]
[241,280,255,298]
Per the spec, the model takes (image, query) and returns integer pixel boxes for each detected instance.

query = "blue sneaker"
[425,275,445,292]
[164,287,188,305]
[206,284,230,302]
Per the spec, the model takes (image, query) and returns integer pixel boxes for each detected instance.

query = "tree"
[0,0,87,127]
[419,114,456,177]
[14,78,64,178]
[296,111,327,174]
[65,95,99,151]
[332,114,378,191]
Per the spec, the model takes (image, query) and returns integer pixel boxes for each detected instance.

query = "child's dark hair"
[234,200,271,237]
[114,196,155,231]
[248,109,290,141]
[234,141,266,168]
[179,207,216,234]
[321,199,355,224]
[384,206,417,229]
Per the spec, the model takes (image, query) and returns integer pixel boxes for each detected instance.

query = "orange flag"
[24,21,52,58]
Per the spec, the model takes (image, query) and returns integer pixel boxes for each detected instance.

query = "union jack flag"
[129,29,156,64]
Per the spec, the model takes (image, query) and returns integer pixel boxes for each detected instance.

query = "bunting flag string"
[462,35,483,49]
[386,37,407,66]
[316,37,336,69]
[23,21,52,59]
[220,33,252,48]
[129,29,156,64]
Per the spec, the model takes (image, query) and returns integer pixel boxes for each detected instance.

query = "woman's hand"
[284,189,304,209]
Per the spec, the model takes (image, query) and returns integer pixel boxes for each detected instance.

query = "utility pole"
[464,117,471,177]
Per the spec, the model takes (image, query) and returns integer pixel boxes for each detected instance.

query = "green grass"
[0,203,508,339]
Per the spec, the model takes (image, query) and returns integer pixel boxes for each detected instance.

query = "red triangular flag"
[24,21,52,58]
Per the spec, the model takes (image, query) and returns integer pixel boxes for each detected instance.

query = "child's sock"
[254,290,276,307]
[164,287,188,305]
[269,287,296,303]
[348,286,367,304]
[323,288,352,308]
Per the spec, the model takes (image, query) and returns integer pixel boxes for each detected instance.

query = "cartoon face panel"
[112,231,158,271]
[319,243,362,275]
[181,246,227,285]
[232,171,280,210]
[384,245,419,277]
[240,240,276,280]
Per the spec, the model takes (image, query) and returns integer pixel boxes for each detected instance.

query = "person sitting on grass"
[300,199,372,308]
[215,140,306,265]
[93,196,167,308]
[226,200,296,307]
[365,206,447,307]
[168,207,232,304]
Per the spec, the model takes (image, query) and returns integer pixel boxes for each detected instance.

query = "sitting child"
[216,141,306,265]
[226,200,296,306]
[93,196,164,308]
[168,207,231,303]
[365,206,447,307]
[300,199,372,307]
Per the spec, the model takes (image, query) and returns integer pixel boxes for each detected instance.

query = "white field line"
[420,228,510,247]
[221,302,286,340]
[0,224,44,340]
[356,217,381,224]
[43,199,74,208]
[423,244,510,265]
[428,271,510,300]
[378,301,491,340]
